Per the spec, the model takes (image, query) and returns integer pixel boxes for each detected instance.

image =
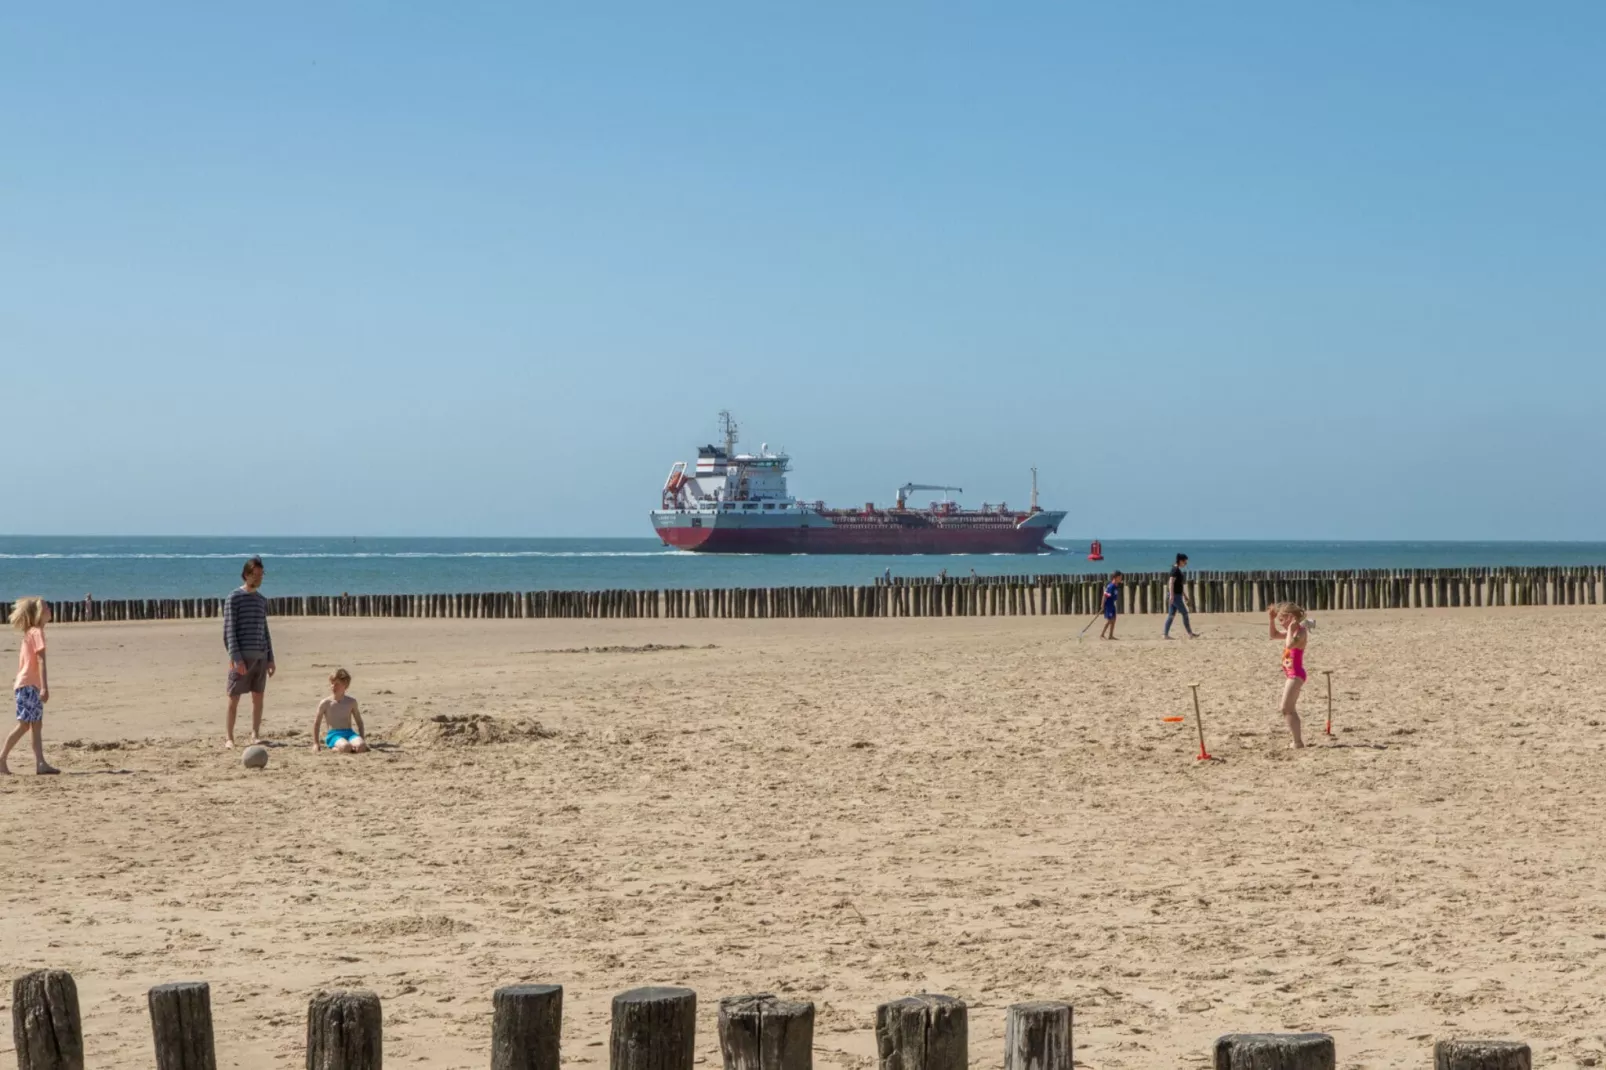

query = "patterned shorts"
[14,686,42,724]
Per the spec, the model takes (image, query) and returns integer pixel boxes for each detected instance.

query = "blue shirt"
[1103,582,1119,609]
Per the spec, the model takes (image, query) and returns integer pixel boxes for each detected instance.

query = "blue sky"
[4,3,1602,539]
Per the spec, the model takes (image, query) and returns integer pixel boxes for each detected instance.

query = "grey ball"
[241,745,269,769]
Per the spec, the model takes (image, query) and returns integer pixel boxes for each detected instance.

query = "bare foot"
[224,737,237,749]
[36,763,60,775]
[1288,742,1305,750]
[1188,633,1201,639]
[0,763,11,776]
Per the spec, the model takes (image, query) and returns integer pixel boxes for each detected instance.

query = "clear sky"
[4,3,1602,539]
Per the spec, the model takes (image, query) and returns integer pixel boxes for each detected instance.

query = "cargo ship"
[651,413,1066,554]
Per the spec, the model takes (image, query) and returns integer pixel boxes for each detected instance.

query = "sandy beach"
[2,607,1603,1069]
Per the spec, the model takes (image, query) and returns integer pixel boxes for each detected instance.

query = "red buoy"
[1088,539,1104,561]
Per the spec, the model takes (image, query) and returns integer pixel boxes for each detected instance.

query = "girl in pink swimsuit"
[1269,602,1310,748]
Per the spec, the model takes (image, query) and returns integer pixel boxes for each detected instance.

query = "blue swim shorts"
[15,686,43,724]
[325,728,360,748]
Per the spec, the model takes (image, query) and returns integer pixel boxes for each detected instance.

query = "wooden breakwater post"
[612,987,696,1070]
[148,981,216,1070]
[493,984,563,1070]
[12,969,84,1070]
[1434,1039,1532,1070]
[718,994,814,1070]
[2,969,1552,1066]
[876,994,967,1070]
[1214,1032,1334,1069]
[306,989,383,1070]
[23,565,1606,622]
[1004,1001,1072,1070]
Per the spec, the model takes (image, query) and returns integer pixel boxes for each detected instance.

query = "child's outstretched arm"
[311,699,327,751]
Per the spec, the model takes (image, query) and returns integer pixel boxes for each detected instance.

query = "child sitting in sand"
[1269,602,1311,748]
[312,669,367,753]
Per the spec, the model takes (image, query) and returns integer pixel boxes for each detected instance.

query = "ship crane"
[895,483,962,509]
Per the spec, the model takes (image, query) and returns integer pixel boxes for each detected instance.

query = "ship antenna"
[719,410,739,457]
[1030,466,1039,512]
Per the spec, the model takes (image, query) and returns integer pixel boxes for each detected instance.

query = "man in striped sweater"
[223,556,276,747]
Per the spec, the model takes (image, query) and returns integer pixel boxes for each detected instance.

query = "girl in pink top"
[1269,602,1311,750]
[3,597,58,775]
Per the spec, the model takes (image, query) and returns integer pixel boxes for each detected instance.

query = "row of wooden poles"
[9,566,1606,625]
[10,969,1531,1070]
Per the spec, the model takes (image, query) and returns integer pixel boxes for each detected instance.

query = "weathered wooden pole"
[306,989,382,1070]
[12,969,84,1070]
[1003,1001,1071,1070]
[611,986,696,1070]
[717,994,813,1070]
[492,984,563,1070]
[1433,1040,1531,1070]
[1214,1033,1333,1069]
[148,981,217,1070]
[875,994,967,1070]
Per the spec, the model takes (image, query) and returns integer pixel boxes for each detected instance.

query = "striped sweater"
[223,586,274,662]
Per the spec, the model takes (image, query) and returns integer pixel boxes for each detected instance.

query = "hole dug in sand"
[384,713,555,749]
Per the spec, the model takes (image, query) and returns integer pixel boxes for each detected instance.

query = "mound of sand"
[60,739,143,752]
[525,643,718,655]
[384,713,555,749]
[351,913,473,938]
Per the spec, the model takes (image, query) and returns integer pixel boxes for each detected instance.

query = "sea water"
[2,536,1606,600]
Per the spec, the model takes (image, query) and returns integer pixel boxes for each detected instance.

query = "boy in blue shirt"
[1099,571,1124,640]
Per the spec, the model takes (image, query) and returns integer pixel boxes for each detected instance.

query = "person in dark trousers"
[1164,553,1198,638]
[1099,571,1124,640]
[223,555,276,747]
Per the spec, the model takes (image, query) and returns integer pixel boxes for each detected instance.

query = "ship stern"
[651,511,717,550]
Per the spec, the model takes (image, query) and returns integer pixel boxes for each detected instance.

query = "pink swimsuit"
[1282,644,1307,681]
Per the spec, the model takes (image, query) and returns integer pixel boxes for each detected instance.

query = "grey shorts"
[227,657,271,696]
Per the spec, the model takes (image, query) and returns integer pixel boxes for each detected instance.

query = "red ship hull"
[654,519,1059,555]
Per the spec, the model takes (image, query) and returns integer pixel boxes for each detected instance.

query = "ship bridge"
[728,445,791,502]
[662,413,798,511]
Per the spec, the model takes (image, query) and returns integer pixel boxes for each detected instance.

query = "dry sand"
[2,607,1604,1069]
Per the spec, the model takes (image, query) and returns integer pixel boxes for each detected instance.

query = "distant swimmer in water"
[1269,602,1311,748]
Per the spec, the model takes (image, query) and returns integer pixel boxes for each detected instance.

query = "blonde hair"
[329,668,352,686]
[1271,601,1308,624]
[9,597,46,633]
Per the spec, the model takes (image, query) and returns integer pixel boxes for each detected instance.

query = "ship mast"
[1030,467,1039,513]
[719,410,739,457]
